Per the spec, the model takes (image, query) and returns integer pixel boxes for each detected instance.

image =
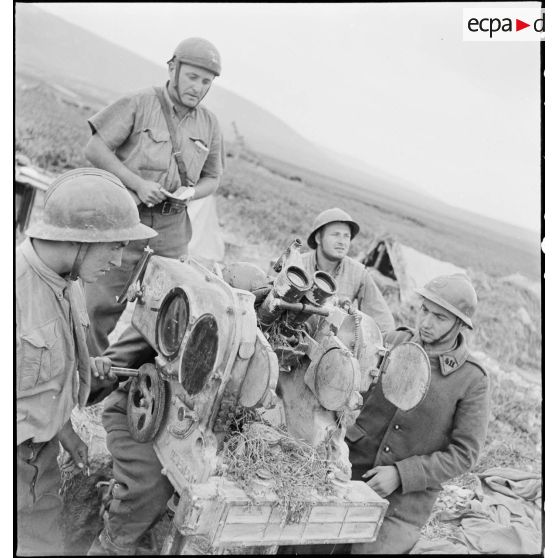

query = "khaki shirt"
[16,239,91,444]
[300,251,395,335]
[88,84,224,193]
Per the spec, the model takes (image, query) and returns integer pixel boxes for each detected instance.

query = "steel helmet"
[416,274,477,329]
[307,208,360,249]
[25,168,157,243]
[169,38,221,76]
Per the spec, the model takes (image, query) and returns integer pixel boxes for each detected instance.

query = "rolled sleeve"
[88,94,138,151]
[395,374,490,493]
[200,118,224,179]
[358,273,395,334]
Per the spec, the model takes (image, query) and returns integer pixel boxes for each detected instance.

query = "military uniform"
[85,84,224,360]
[16,239,91,555]
[91,383,174,555]
[300,251,395,335]
[346,327,490,554]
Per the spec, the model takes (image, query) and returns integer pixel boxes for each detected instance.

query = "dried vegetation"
[220,411,334,524]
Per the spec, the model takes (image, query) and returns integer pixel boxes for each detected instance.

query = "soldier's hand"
[59,421,89,470]
[362,465,401,497]
[135,179,167,206]
[90,356,118,383]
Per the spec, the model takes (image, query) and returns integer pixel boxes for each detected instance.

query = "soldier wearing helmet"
[302,207,394,334]
[344,273,490,555]
[16,169,156,556]
[83,37,225,364]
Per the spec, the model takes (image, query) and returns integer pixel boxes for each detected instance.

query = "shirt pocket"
[18,320,65,391]
[185,137,210,184]
[345,421,367,443]
[138,128,172,172]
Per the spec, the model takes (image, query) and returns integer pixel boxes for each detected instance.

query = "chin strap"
[423,319,463,356]
[69,243,89,281]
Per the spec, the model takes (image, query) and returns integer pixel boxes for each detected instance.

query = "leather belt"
[149,200,186,216]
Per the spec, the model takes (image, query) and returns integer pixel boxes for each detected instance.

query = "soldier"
[346,274,490,554]
[16,169,156,556]
[303,208,395,334]
[83,37,225,362]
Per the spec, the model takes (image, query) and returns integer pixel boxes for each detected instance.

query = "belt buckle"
[161,201,173,215]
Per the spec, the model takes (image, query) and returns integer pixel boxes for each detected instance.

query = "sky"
[32,2,542,231]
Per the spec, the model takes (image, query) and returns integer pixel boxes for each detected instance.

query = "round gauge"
[156,288,189,359]
[180,314,219,395]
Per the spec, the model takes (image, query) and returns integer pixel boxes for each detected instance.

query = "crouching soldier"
[303,207,395,335]
[16,169,156,555]
[347,273,490,554]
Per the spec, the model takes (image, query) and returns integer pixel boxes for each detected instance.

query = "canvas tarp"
[188,195,226,262]
[361,235,467,303]
[411,467,542,554]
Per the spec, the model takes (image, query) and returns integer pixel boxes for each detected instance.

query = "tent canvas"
[188,195,225,262]
[361,236,467,303]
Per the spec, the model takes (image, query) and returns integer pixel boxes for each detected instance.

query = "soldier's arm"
[189,118,225,201]
[85,135,166,206]
[358,272,395,335]
[394,371,490,493]
[85,95,166,206]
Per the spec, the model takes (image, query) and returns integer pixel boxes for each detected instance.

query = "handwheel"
[127,363,167,442]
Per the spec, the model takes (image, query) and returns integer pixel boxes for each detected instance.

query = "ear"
[168,59,176,77]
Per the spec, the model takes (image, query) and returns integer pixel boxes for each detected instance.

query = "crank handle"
[110,367,140,378]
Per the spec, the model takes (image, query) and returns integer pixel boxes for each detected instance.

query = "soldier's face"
[316,222,352,261]
[78,241,128,283]
[169,62,215,107]
[417,298,457,344]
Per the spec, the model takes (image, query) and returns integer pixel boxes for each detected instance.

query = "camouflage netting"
[220,411,335,524]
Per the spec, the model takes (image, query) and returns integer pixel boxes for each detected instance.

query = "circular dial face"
[157,288,189,359]
[181,314,219,395]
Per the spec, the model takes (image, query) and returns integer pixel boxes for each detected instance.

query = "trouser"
[96,385,174,554]
[17,437,64,556]
[85,205,190,360]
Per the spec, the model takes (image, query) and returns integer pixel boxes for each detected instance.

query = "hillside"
[15,73,540,280]
[14,3,418,202]
[15,3,539,256]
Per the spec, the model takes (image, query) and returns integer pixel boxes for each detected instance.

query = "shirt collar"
[311,250,343,277]
[164,81,197,121]
[20,238,72,299]
[437,333,469,375]
[418,331,469,376]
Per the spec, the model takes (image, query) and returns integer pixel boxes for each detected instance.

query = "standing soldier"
[347,274,490,554]
[303,208,395,334]
[16,169,156,555]
[83,37,224,362]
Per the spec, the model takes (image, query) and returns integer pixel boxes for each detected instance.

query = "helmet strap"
[422,318,463,356]
[174,59,182,102]
[69,243,89,281]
